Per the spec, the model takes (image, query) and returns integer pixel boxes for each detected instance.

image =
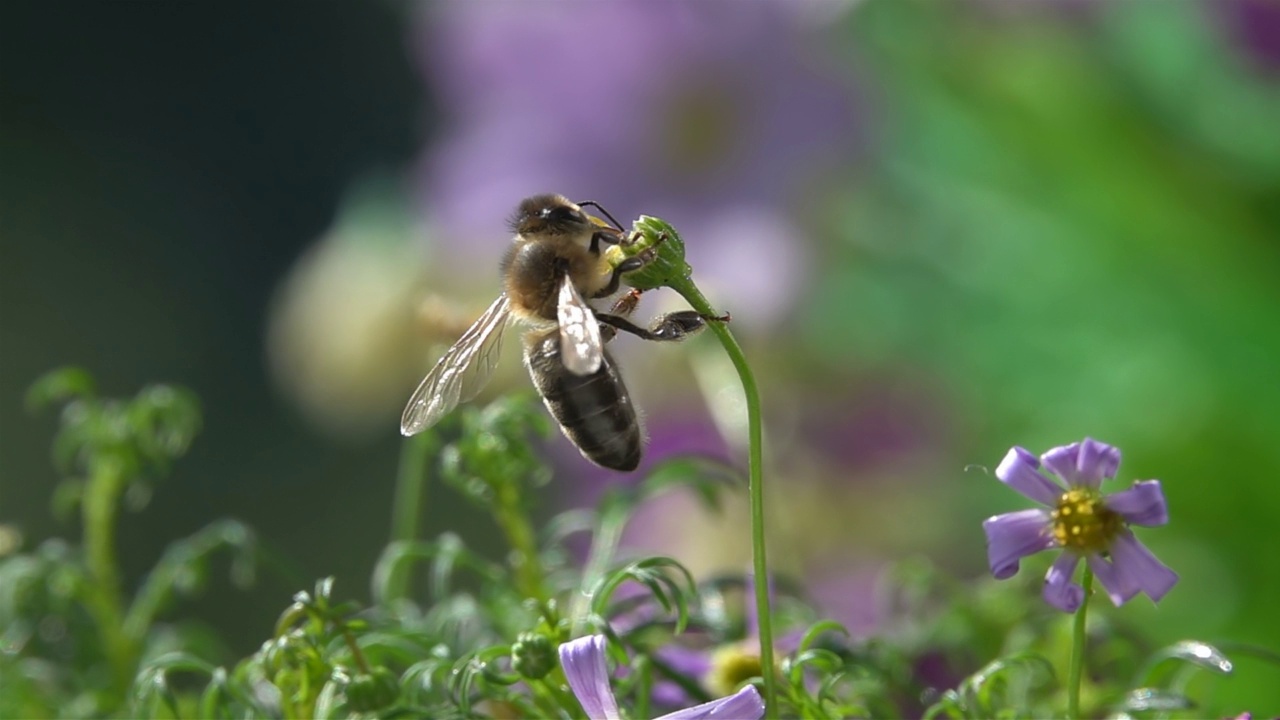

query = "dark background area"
[1,2,424,654]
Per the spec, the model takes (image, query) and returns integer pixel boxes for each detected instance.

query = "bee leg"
[620,230,669,251]
[593,247,659,298]
[595,230,671,298]
[595,310,710,342]
[651,310,720,340]
[588,228,624,254]
[610,288,645,317]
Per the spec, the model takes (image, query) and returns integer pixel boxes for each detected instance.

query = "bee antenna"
[576,200,625,231]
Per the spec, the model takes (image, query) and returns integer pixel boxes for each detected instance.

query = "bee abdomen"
[524,332,641,472]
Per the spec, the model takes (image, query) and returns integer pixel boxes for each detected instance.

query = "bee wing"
[557,275,604,376]
[400,293,512,436]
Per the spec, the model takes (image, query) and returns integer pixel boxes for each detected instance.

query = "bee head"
[510,194,591,237]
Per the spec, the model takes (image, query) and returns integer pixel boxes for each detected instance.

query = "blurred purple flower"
[556,413,731,505]
[983,438,1178,613]
[807,563,884,637]
[1219,0,1280,74]
[411,1,859,327]
[560,634,765,720]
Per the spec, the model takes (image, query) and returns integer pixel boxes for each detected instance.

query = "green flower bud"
[511,631,556,680]
[605,215,691,291]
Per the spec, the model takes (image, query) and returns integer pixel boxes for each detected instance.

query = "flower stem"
[667,278,777,718]
[386,432,438,602]
[82,457,135,698]
[571,497,627,634]
[493,478,549,604]
[1067,567,1093,720]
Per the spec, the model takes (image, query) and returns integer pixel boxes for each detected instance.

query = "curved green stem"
[1067,567,1093,720]
[82,457,135,697]
[494,485,549,604]
[668,278,777,718]
[386,432,438,603]
[341,625,373,675]
[571,497,628,634]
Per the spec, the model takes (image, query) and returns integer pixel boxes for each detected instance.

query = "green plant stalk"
[1067,567,1093,720]
[386,432,438,602]
[571,499,628,633]
[81,457,136,696]
[340,626,373,675]
[539,671,583,718]
[493,478,549,604]
[666,277,777,718]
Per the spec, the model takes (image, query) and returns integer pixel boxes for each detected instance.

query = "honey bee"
[400,194,712,471]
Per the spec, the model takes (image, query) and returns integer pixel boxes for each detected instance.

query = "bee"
[400,194,712,471]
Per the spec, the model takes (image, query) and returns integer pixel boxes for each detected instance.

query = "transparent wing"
[557,275,604,376]
[400,293,512,435]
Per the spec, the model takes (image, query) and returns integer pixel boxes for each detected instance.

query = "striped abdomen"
[522,330,641,471]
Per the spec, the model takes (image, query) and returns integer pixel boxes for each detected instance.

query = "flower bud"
[346,667,399,712]
[605,216,691,291]
[511,631,556,680]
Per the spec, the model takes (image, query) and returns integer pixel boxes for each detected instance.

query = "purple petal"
[983,509,1054,579]
[1040,443,1081,484]
[995,447,1063,505]
[1042,553,1084,612]
[1041,438,1120,489]
[1108,531,1179,603]
[1105,481,1169,527]
[559,635,621,720]
[658,685,765,720]
[1086,553,1140,607]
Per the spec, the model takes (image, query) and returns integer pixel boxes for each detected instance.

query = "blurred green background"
[3,0,1279,713]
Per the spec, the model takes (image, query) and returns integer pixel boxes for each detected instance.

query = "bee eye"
[542,206,584,224]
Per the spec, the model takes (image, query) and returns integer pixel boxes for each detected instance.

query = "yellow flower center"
[706,644,764,698]
[1051,487,1123,553]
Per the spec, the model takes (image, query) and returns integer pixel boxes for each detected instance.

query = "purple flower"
[983,438,1178,613]
[1218,0,1280,75]
[559,634,765,720]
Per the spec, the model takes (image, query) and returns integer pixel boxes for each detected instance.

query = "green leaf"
[25,367,96,411]
[1135,639,1233,700]
[592,556,697,634]
[1114,687,1194,712]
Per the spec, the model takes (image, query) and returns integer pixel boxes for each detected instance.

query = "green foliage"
[2,370,255,719]
[26,367,201,488]
[817,9,1280,711]
[3,370,1263,718]
[95,391,767,719]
